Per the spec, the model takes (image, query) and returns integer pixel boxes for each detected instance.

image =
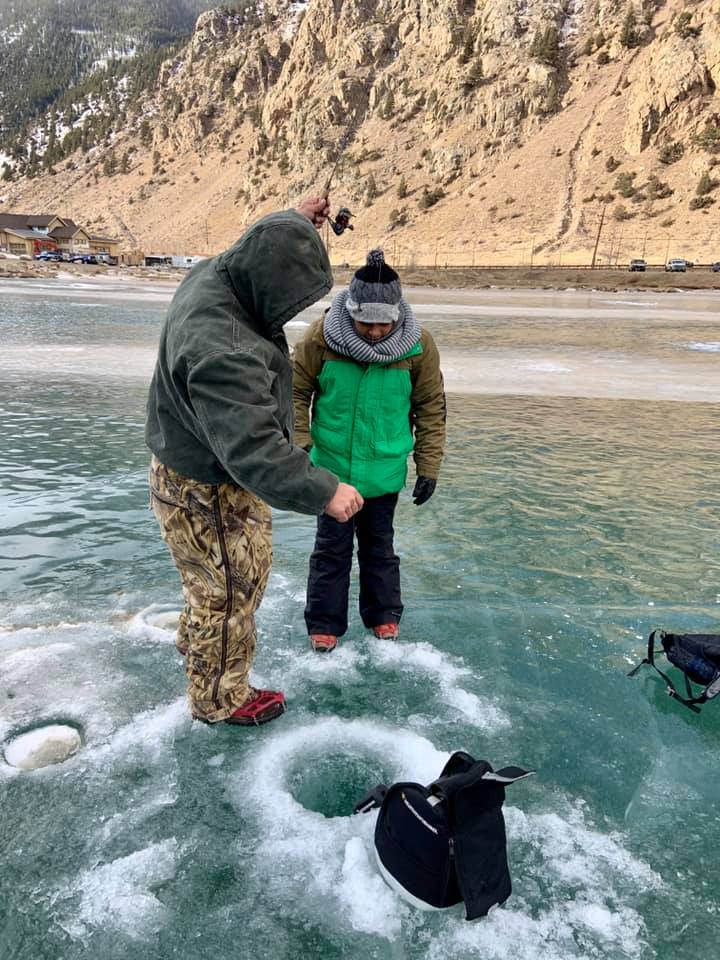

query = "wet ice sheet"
[0,609,668,959]
[2,293,720,959]
[1,283,719,401]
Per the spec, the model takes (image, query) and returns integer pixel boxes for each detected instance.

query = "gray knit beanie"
[346,249,402,324]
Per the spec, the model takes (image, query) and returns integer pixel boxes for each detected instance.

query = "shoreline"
[2,260,720,295]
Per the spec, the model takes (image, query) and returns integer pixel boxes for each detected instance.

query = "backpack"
[353,751,534,920]
[629,629,720,713]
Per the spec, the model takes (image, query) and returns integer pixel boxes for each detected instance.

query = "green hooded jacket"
[293,319,446,499]
[145,210,338,515]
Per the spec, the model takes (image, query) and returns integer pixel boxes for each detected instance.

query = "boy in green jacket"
[293,249,446,652]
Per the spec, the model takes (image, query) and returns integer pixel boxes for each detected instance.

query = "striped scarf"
[323,290,421,364]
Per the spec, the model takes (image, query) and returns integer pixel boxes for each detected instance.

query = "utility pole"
[205,220,209,254]
[529,235,536,269]
[591,204,607,269]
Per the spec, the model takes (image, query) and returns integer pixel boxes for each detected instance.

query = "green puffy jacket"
[145,210,338,515]
[293,319,446,499]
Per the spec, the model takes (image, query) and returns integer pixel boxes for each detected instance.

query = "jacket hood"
[218,210,333,336]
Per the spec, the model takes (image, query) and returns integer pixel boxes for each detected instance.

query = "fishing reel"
[330,206,354,236]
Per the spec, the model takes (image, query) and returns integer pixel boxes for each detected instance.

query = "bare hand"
[297,195,331,230]
[324,482,364,522]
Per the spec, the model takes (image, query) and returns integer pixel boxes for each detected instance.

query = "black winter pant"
[305,492,403,637]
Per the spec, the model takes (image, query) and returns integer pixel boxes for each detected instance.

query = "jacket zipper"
[347,366,369,493]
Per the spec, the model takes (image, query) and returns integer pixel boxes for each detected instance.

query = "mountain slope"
[1,0,719,265]
[0,0,239,160]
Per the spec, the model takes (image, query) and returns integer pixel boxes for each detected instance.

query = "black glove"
[412,476,436,506]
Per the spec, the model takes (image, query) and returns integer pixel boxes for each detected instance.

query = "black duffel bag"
[629,629,720,712]
[354,751,534,920]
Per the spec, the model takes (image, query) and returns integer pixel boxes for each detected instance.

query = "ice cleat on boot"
[310,633,338,653]
[225,689,286,726]
[373,623,399,640]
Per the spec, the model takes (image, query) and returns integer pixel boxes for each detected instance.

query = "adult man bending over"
[145,197,362,726]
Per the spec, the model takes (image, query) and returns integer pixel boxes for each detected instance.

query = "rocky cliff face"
[3,0,719,264]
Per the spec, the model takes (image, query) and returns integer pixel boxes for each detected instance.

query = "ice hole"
[284,746,388,819]
[4,722,83,770]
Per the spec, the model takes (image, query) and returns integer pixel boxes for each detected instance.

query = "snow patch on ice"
[91,699,188,767]
[525,362,572,374]
[65,839,179,940]
[340,836,404,937]
[601,299,657,307]
[288,644,364,683]
[127,604,181,644]
[369,638,509,729]
[686,341,720,353]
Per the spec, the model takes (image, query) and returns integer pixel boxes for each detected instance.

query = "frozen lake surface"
[1,280,719,959]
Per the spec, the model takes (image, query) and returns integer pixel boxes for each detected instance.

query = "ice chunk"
[4,724,82,770]
[67,839,178,939]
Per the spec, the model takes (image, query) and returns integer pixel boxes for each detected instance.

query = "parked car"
[711,262,720,273]
[34,251,62,261]
[665,258,687,272]
[71,253,98,264]
[629,258,647,272]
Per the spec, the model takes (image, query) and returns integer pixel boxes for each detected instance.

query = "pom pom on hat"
[348,248,402,313]
[366,248,386,270]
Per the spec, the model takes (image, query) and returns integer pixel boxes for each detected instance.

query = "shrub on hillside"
[696,172,717,195]
[658,140,684,164]
[529,26,560,68]
[464,57,484,88]
[689,195,714,210]
[620,6,639,48]
[614,171,636,197]
[418,186,445,209]
[645,175,673,200]
[674,12,701,40]
[692,124,720,154]
[388,208,409,228]
[613,203,634,221]
[605,155,621,172]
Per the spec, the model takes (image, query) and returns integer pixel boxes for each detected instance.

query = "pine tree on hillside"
[620,6,639,49]
[529,25,560,68]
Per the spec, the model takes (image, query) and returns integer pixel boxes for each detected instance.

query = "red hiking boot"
[310,633,338,653]
[225,689,286,726]
[373,623,399,640]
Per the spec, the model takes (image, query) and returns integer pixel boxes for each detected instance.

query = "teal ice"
[1,287,719,960]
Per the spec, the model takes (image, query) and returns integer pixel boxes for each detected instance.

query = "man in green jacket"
[293,249,446,652]
[145,197,363,726]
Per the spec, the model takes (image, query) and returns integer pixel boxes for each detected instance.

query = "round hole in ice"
[3,723,83,770]
[284,746,389,819]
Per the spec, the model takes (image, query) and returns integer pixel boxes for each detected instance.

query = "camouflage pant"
[149,456,272,723]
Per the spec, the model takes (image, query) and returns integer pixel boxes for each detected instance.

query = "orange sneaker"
[310,633,338,653]
[373,623,399,640]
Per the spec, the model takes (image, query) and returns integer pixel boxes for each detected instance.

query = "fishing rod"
[323,124,355,237]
